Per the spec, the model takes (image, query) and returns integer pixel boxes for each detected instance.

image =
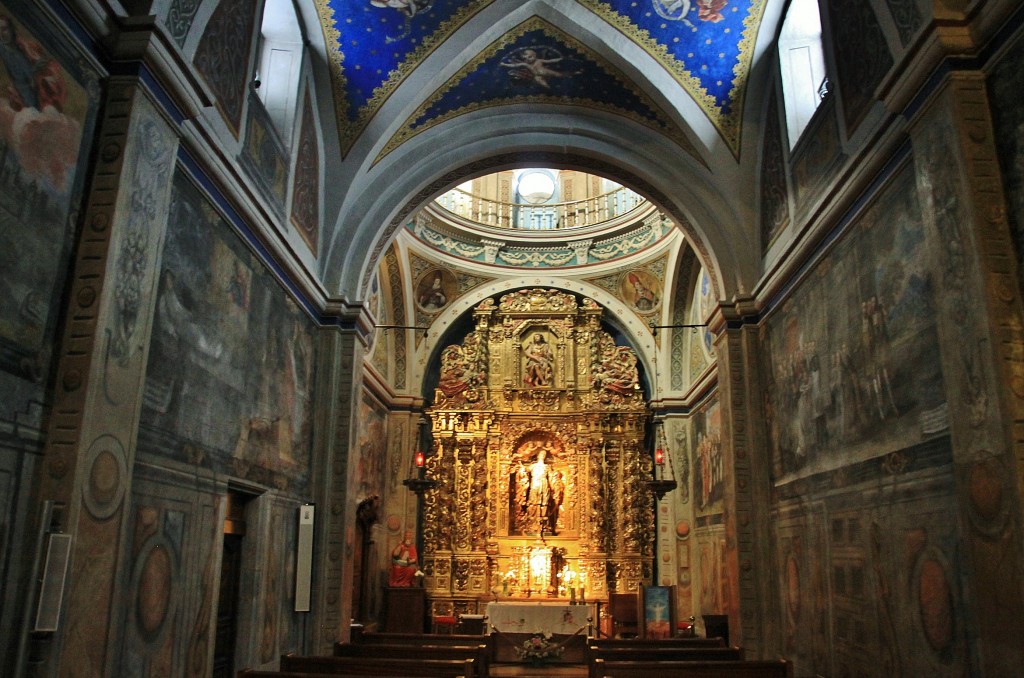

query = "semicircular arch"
[410,276,658,399]
[321,124,748,315]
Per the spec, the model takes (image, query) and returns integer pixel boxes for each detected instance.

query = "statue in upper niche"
[523,333,554,387]
[436,331,487,403]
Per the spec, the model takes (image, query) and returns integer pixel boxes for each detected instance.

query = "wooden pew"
[586,637,726,649]
[352,632,496,656]
[587,646,744,678]
[591,658,793,678]
[239,672,454,678]
[333,641,490,676]
[280,653,478,678]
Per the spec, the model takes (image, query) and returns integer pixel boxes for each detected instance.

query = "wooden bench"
[280,653,478,678]
[591,658,794,678]
[586,637,726,649]
[587,646,744,678]
[333,641,490,676]
[239,672,455,678]
[352,632,496,653]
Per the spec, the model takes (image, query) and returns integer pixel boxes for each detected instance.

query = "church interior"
[1,0,1023,676]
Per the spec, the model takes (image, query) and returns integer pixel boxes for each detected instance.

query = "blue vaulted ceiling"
[317,0,767,156]
[376,17,702,165]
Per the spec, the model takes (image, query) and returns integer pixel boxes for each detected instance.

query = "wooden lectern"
[383,586,426,633]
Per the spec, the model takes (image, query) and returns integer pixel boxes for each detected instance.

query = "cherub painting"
[499,46,579,90]
[370,0,433,43]
[652,0,694,27]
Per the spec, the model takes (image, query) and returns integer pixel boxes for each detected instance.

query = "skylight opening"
[434,169,646,231]
[256,0,305,140]
[778,0,828,148]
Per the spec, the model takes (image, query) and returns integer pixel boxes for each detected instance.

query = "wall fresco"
[988,32,1024,294]
[0,8,97,424]
[691,393,723,518]
[355,390,388,502]
[760,163,944,478]
[139,170,316,492]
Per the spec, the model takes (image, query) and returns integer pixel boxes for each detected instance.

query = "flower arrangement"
[515,632,563,664]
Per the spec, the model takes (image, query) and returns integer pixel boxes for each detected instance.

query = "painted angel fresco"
[500,46,579,90]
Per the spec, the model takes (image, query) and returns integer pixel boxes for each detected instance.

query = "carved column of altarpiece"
[421,289,654,620]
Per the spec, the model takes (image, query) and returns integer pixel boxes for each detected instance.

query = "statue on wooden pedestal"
[389,530,419,587]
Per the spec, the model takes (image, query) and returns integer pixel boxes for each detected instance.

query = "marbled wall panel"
[0,6,98,428]
[164,0,203,47]
[760,89,788,250]
[883,0,924,47]
[259,500,302,664]
[117,466,221,677]
[193,0,256,137]
[988,31,1024,295]
[119,485,189,674]
[355,390,388,502]
[694,529,728,617]
[774,505,830,671]
[760,162,945,479]
[139,170,316,493]
[291,90,319,255]
[773,437,964,677]
[827,0,893,133]
[241,92,288,215]
[790,97,845,205]
[385,247,406,389]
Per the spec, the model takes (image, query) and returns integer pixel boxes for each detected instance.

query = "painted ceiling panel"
[317,0,495,153]
[316,0,767,157]
[578,0,767,152]
[377,17,700,164]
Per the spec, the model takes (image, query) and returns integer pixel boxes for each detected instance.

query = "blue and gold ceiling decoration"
[316,0,495,155]
[577,0,767,155]
[376,17,701,164]
[315,0,766,158]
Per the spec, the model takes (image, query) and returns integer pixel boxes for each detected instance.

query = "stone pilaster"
[27,80,179,676]
[308,326,366,654]
[712,300,778,656]
[909,72,1024,674]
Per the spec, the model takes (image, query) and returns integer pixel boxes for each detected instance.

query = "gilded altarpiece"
[421,289,654,619]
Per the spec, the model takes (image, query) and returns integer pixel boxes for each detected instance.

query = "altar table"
[486,602,593,635]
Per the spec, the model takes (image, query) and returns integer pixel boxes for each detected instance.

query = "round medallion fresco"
[416,268,455,312]
[621,269,661,313]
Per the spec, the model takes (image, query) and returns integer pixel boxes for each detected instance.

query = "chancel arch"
[411,276,663,393]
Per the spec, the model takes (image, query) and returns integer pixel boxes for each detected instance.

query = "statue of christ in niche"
[510,441,564,536]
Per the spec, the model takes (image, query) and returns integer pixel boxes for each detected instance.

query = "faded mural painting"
[988,32,1024,293]
[691,394,723,518]
[0,8,97,422]
[765,158,969,677]
[760,163,945,478]
[355,390,388,502]
[139,170,316,490]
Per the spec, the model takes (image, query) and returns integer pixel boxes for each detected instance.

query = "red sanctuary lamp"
[645,441,677,501]
[403,450,437,495]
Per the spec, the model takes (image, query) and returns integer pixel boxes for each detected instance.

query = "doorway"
[352,496,380,622]
[212,489,254,678]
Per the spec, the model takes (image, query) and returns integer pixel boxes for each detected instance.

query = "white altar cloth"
[486,602,592,635]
